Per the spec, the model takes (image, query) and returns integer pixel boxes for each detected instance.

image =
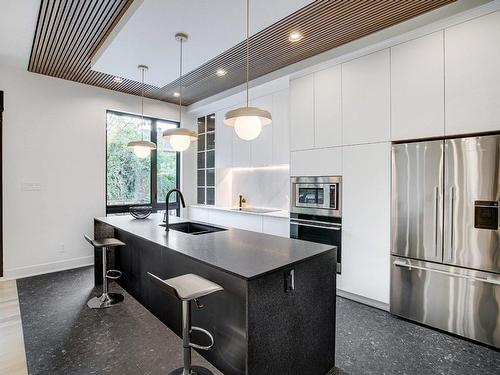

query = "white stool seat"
[157,273,223,301]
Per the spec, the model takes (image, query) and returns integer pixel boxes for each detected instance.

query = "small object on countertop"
[130,205,152,219]
[239,194,246,210]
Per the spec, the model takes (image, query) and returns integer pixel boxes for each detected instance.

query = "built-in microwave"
[290,176,342,217]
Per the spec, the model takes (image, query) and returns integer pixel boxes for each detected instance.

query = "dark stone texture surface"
[17,266,500,375]
[247,251,336,375]
[335,297,500,375]
[17,266,221,375]
[95,213,334,280]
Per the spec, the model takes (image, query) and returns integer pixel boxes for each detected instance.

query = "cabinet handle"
[290,221,341,231]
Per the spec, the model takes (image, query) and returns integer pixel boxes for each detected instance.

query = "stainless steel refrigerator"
[391,134,500,348]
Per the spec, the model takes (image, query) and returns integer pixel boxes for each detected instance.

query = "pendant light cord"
[140,66,145,141]
[179,37,183,125]
[246,0,249,108]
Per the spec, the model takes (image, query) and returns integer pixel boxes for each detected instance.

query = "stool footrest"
[106,269,122,280]
[189,326,214,351]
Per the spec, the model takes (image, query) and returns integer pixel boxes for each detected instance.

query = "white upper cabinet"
[314,66,342,148]
[215,110,233,168]
[391,31,444,140]
[290,147,342,177]
[272,90,290,165]
[342,50,391,145]
[445,10,500,135]
[290,74,314,151]
[250,95,273,167]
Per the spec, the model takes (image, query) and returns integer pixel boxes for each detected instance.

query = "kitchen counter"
[93,213,336,375]
[95,213,323,279]
[189,204,289,218]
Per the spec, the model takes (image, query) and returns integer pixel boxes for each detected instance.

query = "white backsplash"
[230,166,290,210]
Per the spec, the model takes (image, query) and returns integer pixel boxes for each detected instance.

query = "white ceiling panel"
[91,0,313,87]
[0,0,40,69]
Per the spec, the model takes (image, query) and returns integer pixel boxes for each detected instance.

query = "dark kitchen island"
[93,213,336,375]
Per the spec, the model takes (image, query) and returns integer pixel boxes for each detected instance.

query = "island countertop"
[95,213,335,280]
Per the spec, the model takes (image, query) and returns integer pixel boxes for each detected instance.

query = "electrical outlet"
[57,243,65,253]
[22,182,41,191]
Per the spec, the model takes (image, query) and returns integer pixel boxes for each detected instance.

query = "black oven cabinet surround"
[93,214,336,375]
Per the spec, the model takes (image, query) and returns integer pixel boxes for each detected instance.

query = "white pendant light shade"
[163,128,197,152]
[224,107,272,141]
[128,140,157,158]
[224,0,272,141]
[127,65,156,158]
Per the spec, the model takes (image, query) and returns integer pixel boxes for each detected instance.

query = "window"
[197,114,215,205]
[106,111,180,214]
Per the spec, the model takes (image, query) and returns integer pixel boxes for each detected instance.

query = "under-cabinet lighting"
[231,164,289,172]
[112,76,124,83]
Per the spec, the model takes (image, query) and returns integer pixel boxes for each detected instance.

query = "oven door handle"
[290,221,341,231]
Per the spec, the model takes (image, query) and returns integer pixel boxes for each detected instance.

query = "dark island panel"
[247,251,336,375]
[113,227,247,375]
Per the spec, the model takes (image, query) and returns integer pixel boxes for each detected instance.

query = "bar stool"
[84,234,125,309]
[148,272,223,375]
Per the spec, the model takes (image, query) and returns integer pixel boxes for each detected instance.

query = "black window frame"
[105,110,181,215]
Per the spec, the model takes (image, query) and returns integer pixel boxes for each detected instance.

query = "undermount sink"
[231,207,279,214]
[159,222,226,235]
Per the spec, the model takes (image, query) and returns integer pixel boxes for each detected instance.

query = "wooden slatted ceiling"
[29,0,455,106]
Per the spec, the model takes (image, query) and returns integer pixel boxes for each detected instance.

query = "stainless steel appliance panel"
[391,140,444,262]
[291,176,342,217]
[390,256,500,348]
[290,216,342,273]
[443,135,500,273]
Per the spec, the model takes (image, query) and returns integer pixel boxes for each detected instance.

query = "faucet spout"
[164,189,186,231]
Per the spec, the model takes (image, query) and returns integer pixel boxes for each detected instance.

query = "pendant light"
[163,33,197,152]
[224,0,271,140]
[128,65,157,158]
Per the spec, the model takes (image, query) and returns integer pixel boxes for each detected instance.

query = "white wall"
[0,64,195,279]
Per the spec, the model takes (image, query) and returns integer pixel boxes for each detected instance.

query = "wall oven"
[290,176,342,273]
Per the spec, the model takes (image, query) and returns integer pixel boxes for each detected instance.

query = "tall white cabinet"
[340,142,391,304]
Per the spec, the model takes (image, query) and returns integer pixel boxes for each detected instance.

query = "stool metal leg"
[169,300,214,375]
[87,246,124,309]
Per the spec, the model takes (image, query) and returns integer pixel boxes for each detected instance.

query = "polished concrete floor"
[15,266,500,375]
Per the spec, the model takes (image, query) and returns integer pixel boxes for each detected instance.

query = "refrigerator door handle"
[434,186,439,258]
[449,186,455,260]
[393,259,500,286]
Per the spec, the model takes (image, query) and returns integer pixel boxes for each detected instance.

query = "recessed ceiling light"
[112,76,124,83]
[288,30,303,42]
[216,69,227,77]
[173,92,180,97]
